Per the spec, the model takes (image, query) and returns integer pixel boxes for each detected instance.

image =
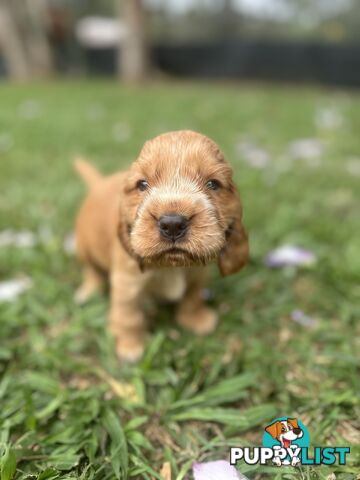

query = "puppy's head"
[118,130,248,274]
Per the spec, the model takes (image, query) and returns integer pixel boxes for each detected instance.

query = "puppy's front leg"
[75,264,104,304]
[109,269,147,362]
[176,269,218,335]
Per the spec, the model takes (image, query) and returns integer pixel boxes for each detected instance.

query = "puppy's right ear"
[117,217,145,272]
[265,422,281,439]
[117,175,144,270]
[218,185,249,277]
[117,216,132,257]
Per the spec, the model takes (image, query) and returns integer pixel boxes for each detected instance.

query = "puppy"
[74,130,248,361]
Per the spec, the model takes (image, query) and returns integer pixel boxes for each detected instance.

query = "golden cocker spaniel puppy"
[75,130,248,361]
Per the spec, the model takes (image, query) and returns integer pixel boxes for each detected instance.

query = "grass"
[0,80,359,480]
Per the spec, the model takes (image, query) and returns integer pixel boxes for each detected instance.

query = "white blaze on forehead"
[139,177,213,213]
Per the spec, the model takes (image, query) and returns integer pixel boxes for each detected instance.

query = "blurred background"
[0,1,359,478]
[0,0,359,86]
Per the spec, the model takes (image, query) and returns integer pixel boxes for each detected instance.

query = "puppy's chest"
[147,268,187,302]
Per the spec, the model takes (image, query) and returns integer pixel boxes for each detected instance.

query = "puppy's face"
[118,131,248,274]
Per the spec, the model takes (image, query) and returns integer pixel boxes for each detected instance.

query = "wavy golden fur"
[75,130,248,361]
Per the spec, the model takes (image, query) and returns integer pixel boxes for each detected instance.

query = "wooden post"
[118,0,149,82]
[0,3,30,80]
[0,0,53,80]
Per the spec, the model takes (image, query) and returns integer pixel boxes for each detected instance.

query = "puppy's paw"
[116,336,145,363]
[177,306,218,336]
[74,280,100,304]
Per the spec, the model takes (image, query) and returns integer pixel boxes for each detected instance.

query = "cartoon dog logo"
[265,418,304,466]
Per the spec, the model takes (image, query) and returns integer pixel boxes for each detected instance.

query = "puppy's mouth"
[164,247,189,255]
[139,244,211,268]
[130,208,225,268]
[159,245,197,262]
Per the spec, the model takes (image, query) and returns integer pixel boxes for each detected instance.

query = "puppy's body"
[76,172,125,271]
[75,131,248,361]
[75,172,205,303]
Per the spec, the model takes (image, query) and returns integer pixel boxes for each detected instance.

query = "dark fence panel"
[152,40,360,87]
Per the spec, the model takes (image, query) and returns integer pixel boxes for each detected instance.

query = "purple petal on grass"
[315,107,344,130]
[265,245,316,268]
[86,103,106,121]
[193,460,249,480]
[346,158,360,177]
[237,140,270,169]
[112,122,131,142]
[0,132,14,153]
[291,309,317,328]
[0,230,37,248]
[288,138,323,161]
[18,99,42,120]
[63,232,77,254]
[0,277,32,302]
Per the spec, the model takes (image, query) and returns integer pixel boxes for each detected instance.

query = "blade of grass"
[170,373,255,410]
[102,408,128,479]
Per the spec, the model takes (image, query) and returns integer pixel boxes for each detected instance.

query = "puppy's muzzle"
[158,214,189,241]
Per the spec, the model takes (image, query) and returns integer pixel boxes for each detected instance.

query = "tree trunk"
[0,4,30,80]
[119,0,149,82]
[24,0,53,77]
[0,0,53,80]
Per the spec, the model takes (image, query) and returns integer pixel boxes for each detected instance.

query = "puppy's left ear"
[218,186,249,277]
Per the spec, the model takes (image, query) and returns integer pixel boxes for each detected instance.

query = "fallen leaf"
[160,461,171,480]
[326,474,336,480]
[96,369,139,403]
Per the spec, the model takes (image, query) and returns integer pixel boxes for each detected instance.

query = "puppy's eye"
[206,179,221,190]
[137,180,149,192]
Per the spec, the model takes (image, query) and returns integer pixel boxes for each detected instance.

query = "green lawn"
[0,81,359,480]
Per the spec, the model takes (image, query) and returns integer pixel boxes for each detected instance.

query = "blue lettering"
[314,447,321,465]
[322,448,336,465]
[300,448,314,465]
[335,447,350,465]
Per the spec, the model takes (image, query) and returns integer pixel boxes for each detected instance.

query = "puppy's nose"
[158,215,188,241]
[293,428,301,435]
